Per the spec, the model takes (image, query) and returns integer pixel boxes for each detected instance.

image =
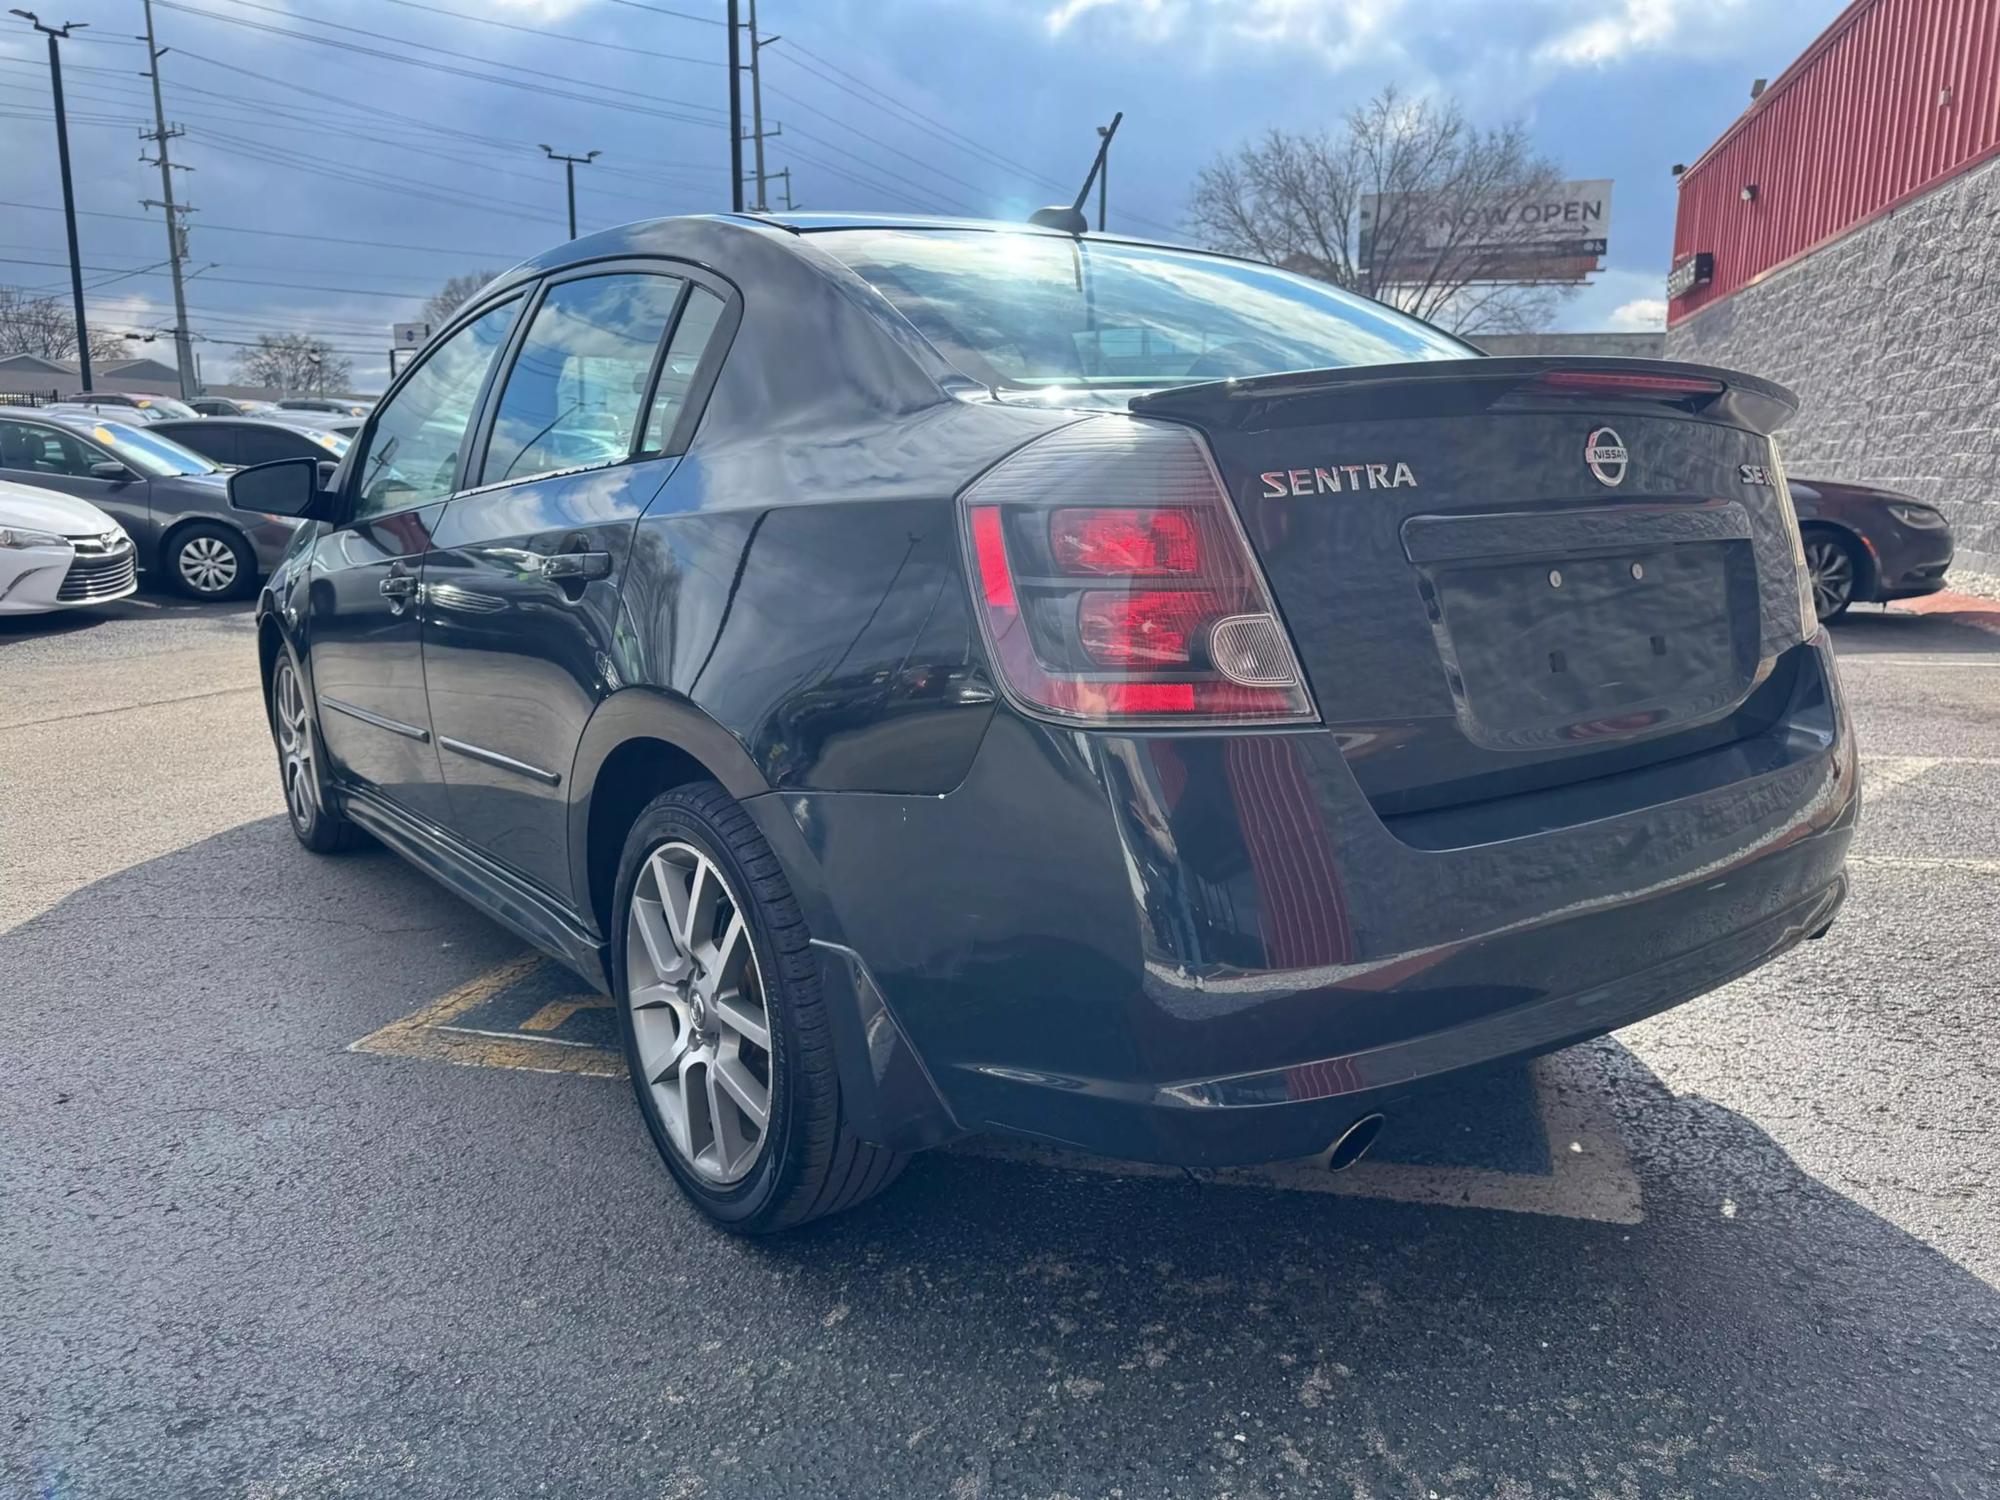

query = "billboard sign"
[1360,178,1613,285]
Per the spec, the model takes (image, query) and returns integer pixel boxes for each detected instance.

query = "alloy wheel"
[1804,537,1855,619]
[272,660,317,832]
[625,841,774,1184]
[178,534,240,595]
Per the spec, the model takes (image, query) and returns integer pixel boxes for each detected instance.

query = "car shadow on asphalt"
[7,818,1998,1497]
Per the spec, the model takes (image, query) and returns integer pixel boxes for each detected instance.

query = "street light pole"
[12,10,93,392]
[540,145,599,240]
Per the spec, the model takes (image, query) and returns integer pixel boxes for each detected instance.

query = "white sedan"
[0,478,138,615]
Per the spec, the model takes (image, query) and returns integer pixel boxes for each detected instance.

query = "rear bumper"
[751,634,1858,1163]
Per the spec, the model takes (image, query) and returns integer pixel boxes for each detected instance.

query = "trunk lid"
[1131,358,1809,826]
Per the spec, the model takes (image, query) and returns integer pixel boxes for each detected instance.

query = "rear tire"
[269,652,366,854]
[612,782,906,1233]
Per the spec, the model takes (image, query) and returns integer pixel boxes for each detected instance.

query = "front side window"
[0,419,99,476]
[356,297,520,519]
[815,228,1474,391]
[481,273,686,487]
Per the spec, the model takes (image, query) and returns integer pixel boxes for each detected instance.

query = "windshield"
[80,419,217,477]
[815,228,1475,391]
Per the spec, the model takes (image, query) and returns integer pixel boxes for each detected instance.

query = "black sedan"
[150,416,350,475]
[226,213,1855,1233]
[1789,476,1955,619]
[0,409,296,599]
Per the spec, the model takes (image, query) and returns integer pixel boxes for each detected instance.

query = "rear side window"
[356,297,519,519]
[237,427,311,465]
[815,228,1473,390]
[481,272,686,486]
[172,424,240,466]
[640,286,725,456]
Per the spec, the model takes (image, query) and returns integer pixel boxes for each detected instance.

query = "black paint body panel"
[252,214,1859,1166]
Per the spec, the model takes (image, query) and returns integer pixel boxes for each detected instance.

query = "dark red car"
[1789,476,1954,619]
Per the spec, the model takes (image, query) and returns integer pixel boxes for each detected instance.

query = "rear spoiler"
[1130,357,1800,437]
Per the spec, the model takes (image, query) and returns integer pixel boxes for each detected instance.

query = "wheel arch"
[1800,518,1879,601]
[568,688,772,943]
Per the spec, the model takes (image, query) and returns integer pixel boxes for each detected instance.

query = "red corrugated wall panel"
[1670,0,2000,324]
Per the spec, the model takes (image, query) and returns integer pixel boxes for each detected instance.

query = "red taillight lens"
[1050,507,1200,575]
[1534,368,1724,399]
[1079,589,1219,667]
[959,418,1314,727]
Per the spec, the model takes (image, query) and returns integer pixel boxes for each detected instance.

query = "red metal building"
[1669,0,2000,324]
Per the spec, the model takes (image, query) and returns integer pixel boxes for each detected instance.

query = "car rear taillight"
[959,417,1315,726]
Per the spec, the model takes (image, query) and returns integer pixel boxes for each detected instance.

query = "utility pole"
[11,10,93,392]
[772,168,795,212]
[138,0,195,400]
[745,0,781,211]
[725,0,743,212]
[540,145,598,239]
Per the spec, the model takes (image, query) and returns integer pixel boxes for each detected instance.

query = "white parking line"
[1837,655,2000,668]
[1848,855,2000,875]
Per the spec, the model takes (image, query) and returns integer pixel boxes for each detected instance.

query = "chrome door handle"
[379,573,419,599]
[537,550,612,581]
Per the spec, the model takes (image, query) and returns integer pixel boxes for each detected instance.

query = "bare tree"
[422,270,501,331]
[0,286,133,362]
[1185,89,1579,335]
[235,332,351,396]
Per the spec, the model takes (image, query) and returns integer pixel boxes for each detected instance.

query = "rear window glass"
[814,228,1473,390]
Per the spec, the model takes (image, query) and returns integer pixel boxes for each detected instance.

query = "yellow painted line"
[347,953,624,1078]
[517,996,615,1033]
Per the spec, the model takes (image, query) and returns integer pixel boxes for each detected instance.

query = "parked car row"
[0,407,313,607]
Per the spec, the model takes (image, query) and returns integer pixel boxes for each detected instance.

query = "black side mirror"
[88,460,134,482]
[229,457,336,521]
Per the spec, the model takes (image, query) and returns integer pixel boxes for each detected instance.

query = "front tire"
[1804,530,1861,621]
[612,782,905,1233]
[166,522,256,601]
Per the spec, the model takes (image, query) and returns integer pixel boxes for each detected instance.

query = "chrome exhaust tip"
[1324,1113,1386,1172]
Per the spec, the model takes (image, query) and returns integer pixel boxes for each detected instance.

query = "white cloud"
[1537,0,1681,66]
[1028,0,1770,80]
[1607,296,1668,330]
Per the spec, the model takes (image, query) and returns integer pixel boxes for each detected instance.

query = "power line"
[0,198,527,261]
[152,0,727,128]
[371,0,721,68]
[0,255,434,301]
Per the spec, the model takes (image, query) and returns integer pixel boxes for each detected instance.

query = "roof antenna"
[1029,111,1121,235]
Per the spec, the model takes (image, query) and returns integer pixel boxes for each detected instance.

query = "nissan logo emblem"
[1585,427,1628,487]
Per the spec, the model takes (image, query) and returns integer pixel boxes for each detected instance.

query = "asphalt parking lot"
[4,593,1998,1499]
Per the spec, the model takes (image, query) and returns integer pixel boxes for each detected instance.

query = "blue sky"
[0,0,1846,389]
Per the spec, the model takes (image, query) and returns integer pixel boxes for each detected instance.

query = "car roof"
[486,212,1197,297]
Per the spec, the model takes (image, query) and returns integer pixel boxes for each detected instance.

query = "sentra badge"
[1259,462,1417,498]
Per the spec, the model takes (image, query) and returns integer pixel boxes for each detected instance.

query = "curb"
[1884,589,2000,636]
